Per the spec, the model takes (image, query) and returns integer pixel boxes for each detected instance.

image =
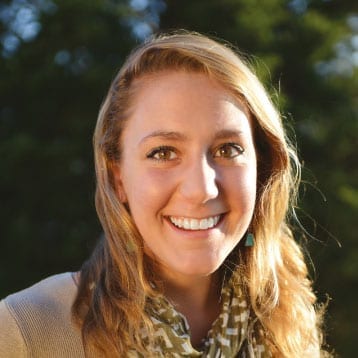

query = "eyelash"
[146,146,178,161]
[213,143,245,159]
[146,143,245,162]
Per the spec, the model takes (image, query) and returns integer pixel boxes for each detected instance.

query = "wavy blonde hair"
[73,31,326,356]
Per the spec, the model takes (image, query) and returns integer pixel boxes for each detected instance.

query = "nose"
[179,156,219,204]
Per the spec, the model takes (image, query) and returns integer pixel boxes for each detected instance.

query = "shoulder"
[4,272,77,315]
[0,272,85,358]
[0,299,26,357]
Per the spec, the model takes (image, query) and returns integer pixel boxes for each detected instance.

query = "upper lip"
[165,213,224,220]
[166,214,223,230]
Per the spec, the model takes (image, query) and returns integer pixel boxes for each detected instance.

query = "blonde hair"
[73,31,326,356]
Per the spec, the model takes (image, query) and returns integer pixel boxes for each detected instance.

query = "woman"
[0,32,327,357]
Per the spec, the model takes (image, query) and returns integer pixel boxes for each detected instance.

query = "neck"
[159,269,222,348]
[163,273,219,309]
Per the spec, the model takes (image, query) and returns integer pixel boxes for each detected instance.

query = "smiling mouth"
[168,215,222,231]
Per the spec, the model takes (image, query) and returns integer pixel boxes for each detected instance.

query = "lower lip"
[164,215,224,238]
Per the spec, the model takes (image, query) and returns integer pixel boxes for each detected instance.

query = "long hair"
[72,31,326,356]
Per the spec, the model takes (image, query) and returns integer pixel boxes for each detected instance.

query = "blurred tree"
[0,0,138,294]
[160,0,357,355]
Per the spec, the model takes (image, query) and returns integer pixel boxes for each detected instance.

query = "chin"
[169,257,224,278]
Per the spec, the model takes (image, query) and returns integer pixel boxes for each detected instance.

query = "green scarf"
[131,270,270,357]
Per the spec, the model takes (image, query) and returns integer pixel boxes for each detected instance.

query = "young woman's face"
[114,71,257,280]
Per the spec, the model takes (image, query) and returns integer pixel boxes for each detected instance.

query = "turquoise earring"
[244,233,255,247]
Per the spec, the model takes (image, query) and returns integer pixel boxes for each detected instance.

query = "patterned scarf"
[130,270,270,357]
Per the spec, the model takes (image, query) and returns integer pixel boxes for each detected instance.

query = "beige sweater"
[0,273,85,358]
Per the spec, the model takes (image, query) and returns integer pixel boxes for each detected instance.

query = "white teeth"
[199,218,208,229]
[169,215,221,230]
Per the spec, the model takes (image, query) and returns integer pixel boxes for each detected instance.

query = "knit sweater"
[0,272,85,358]
[0,273,270,357]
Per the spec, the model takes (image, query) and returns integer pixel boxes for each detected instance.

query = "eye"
[146,146,178,161]
[213,143,245,159]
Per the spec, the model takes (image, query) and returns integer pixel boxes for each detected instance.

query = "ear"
[112,163,127,203]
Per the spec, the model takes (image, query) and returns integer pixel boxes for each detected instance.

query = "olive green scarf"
[132,270,270,357]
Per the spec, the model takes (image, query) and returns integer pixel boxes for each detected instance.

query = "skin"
[113,71,257,346]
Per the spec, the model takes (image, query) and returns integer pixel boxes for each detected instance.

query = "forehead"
[132,71,250,115]
[132,70,237,103]
[122,71,253,142]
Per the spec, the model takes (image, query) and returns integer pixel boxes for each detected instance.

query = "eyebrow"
[214,129,244,140]
[139,130,188,145]
[139,128,244,145]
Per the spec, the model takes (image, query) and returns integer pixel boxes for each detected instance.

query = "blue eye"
[214,143,245,158]
[146,146,178,161]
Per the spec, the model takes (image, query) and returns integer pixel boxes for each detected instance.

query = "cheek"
[225,164,256,199]
[122,168,176,220]
[241,169,257,201]
[223,168,257,235]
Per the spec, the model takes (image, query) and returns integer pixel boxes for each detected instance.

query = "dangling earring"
[244,233,255,247]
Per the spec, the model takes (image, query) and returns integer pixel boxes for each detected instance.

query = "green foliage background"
[0,0,357,356]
